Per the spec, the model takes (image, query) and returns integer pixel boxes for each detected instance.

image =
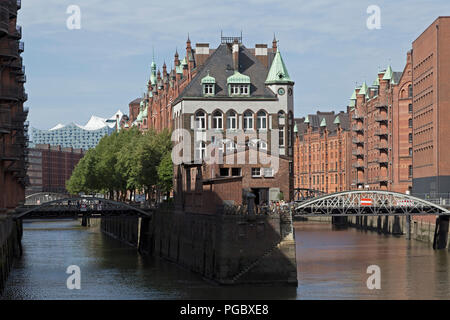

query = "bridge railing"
[413,193,450,206]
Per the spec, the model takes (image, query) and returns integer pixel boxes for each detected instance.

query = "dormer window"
[227,71,250,97]
[201,71,216,96]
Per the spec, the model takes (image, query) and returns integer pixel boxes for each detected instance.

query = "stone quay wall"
[101,209,298,286]
[0,217,22,294]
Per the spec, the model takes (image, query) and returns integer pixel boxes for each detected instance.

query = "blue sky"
[20,0,450,130]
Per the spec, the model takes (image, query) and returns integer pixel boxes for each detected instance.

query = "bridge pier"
[331,216,348,229]
[433,216,449,250]
[392,216,402,235]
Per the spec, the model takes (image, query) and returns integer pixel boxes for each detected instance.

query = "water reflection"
[1,220,450,300]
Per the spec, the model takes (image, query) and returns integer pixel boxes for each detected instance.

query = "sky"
[19,0,450,130]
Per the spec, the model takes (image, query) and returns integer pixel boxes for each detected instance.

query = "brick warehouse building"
[26,144,85,196]
[293,111,352,194]
[411,17,450,195]
[127,35,295,212]
[347,52,413,193]
[0,0,28,214]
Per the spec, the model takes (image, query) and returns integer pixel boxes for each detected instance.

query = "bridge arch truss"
[15,197,152,220]
[294,191,450,217]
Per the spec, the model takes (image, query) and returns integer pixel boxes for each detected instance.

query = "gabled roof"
[174,43,277,103]
[201,72,216,84]
[294,111,350,137]
[265,49,293,84]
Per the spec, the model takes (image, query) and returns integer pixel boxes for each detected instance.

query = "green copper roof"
[358,82,368,96]
[265,49,293,84]
[320,118,327,127]
[136,111,143,122]
[201,72,216,84]
[383,65,393,80]
[304,115,310,124]
[350,89,357,100]
[181,57,187,66]
[349,99,356,107]
[373,77,380,86]
[176,65,183,74]
[334,116,341,125]
[293,123,298,133]
[227,71,250,84]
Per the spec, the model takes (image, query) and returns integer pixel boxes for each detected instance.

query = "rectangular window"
[279,127,285,146]
[263,167,274,178]
[204,84,214,95]
[219,168,229,177]
[231,168,241,176]
[409,133,413,143]
[409,148,413,156]
[251,168,261,177]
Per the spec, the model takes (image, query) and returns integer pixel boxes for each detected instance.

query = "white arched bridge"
[294,190,450,217]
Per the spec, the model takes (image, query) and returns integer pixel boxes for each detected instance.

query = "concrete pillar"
[405,215,411,240]
[392,216,402,235]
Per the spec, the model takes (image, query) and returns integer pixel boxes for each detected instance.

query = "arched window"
[226,110,237,130]
[409,118,413,128]
[195,110,206,130]
[257,111,267,130]
[212,110,223,129]
[278,111,285,125]
[195,141,206,160]
[244,111,254,130]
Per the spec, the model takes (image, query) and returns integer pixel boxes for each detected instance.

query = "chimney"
[255,44,268,67]
[195,43,209,67]
[232,39,239,71]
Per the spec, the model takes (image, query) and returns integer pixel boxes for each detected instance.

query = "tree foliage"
[66,127,173,201]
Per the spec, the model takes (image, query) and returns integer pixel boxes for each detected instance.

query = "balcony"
[0,41,19,59]
[10,25,21,39]
[352,149,364,157]
[0,86,20,100]
[352,162,365,170]
[0,6,8,35]
[352,113,364,121]
[352,125,364,133]
[375,156,389,165]
[375,142,388,150]
[375,104,388,109]
[378,175,389,183]
[0,145,22,161]
[352,137,364,145]
[374,128,388,136]
[17,74,26,83]
[375,114,388,122]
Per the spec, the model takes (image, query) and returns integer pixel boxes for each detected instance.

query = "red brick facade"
[0,0,28,213]
[26,144,85,195]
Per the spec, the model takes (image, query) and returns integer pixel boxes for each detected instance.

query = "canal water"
[1,220,450,300]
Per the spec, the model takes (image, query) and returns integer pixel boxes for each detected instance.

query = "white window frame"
[263,167,274,178]
[226,111,237,130]
[195,111,206,130]
[204,84,214,95]
[257,111,267,130]
[212,111,223,130]
[195,141,206,160]
[251,167,261,177]
[244,111,254,131]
